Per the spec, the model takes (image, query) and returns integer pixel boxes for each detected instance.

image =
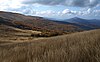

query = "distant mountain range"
[63,17,100,29]
[0,11,82,34]
[0,11,99,35]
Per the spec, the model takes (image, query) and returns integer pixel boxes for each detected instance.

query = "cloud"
[0,0,24,11]
[22,0,63,5]
[34,10,56,16]
[0,0,100,19]
[22,0,100,7]
[62,9,71,14]
[92,10,100,16]
[60,8,100,16]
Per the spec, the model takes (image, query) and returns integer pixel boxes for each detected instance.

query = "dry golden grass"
[0,29,100,62]
[0,25,45,43]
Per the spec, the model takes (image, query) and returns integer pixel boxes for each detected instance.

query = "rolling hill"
[0,11,100,36]
[64,17,100,29]
[0,29,100,62]
[0,11,100,62]
[0,11,83,35]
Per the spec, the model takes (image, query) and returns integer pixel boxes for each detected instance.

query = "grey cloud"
[22,0,100,7]
[67,0,99,7]
[23,0,64,5]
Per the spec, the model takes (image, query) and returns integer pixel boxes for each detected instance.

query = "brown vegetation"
[31,31,63,37]
[0,29,100,62]
[0,11,83,36]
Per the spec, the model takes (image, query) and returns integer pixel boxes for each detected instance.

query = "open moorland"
[0,29,100,62]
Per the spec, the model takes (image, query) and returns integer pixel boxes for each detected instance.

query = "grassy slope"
[0,29,100,62]
[0,25,44,43]
[0,11,82,34]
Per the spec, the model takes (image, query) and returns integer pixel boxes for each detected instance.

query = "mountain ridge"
[0,11,83,36]
[0,11,99,34]
[63,17,100,29]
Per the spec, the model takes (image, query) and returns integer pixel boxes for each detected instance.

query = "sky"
[0,0,100,19]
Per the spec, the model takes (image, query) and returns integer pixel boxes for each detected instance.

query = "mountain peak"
[72,17,82,20]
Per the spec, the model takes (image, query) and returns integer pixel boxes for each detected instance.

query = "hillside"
[0,11,82,35]
[64,17,100,30]
[0,29,100,62]
[0,24,45,43]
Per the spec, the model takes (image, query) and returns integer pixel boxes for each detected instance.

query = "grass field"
[0,25,44,43]
[0,29,100,62]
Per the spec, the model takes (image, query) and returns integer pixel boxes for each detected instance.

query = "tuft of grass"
[0,29,100,62]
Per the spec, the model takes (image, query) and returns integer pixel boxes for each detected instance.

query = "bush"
[31,31,61,37]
